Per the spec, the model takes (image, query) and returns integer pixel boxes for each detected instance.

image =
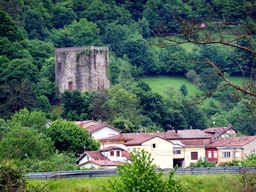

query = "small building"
[124,136,173,168]
[203,124,238,139]
[206,136,256,166]
[180,139,211,167]
[76,146,130,169]
[75,120,121,140]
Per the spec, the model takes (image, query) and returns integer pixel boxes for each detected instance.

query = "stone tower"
[55,46,110,96]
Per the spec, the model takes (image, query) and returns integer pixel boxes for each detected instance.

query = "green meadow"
[27,174,238,192]
[140,75,203,97]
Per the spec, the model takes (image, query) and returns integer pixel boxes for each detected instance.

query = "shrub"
[0,161,27,191]
[191,158,216,167]
[102,149,184,192]
[185,69,198,83]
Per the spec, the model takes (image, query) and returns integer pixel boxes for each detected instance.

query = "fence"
[25,166,256,179]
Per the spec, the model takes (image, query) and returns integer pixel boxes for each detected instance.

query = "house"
[124,136,173,168]
[172,129,211,140]
[171,140,185,167]
[99,130,212,168]
[99,129,210,147]
[75,120,121,140]
[76,146,130,169]
[179,139,211,167]
[206,136,256,166]
[78,160,122,169]
[203,124,238,139]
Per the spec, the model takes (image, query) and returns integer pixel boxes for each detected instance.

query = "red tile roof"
[124,136,171,146]
[180,139,212,147]
[203,124,237,138]
[122,150,131,160]
[206,136,256,148]
[100,146,124,152]
[75,120,121,134]
[79,160,122,167]
[171,129,210,139]
[76,151,108,163]
[100,132,180,143]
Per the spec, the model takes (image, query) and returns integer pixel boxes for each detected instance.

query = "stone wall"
[55,46,110,96]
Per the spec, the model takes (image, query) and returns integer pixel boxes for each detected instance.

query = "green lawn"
[27,174,238,192]
[140,75,203,97]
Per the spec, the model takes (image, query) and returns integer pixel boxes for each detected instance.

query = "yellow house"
[180,139,211,167]
[124,136,173,168]
[206,136,256,166]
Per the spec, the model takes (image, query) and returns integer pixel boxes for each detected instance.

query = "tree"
[60,90,91,121]
[50,18,102,47]
[46,120,100,156]
[103,149,184,192]
[0,118,9,140]
[103,85,142,129]
[0,126,54,161]
[52,3,77,29]
[179,84,188,96]
[0,10,24,42]
[7,108,49,134]
[155,1,256,98]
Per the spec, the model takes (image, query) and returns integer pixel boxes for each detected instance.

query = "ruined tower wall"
[55,46,110,96]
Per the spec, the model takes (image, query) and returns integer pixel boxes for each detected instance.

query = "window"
[152,143,156,148]
[222,152,230,158]
[207,151,212,158]
[234,151,239,158]
[68,82,73,91]
[213,151,218,158]
[110,151,114,156]
[116,151,120,157]
[191,152,198,160]
[173,149,181,154]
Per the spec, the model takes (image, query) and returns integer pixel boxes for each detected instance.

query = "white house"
[76,146,130,169]
[75,120,121,140]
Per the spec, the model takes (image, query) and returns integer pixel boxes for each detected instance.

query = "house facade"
[125,136,173,168]
[76,146,130,169]
[206,136,256,166]
[75,120,121,140]
[203,124,238,139]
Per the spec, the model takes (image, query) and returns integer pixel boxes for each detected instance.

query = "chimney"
[175,129,178,134]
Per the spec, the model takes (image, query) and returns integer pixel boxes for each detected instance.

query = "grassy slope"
[140,75,203,97]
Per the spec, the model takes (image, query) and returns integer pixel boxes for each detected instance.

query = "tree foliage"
[103,149,184,192]
[46,120,100,155]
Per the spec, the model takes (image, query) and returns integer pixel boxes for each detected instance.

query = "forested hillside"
[0,0,256,172]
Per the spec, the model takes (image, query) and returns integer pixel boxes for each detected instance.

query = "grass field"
[140,75,203,97]
[28,174,238,192]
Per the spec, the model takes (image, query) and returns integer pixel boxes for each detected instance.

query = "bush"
[185,69,198,83]
[191,158,216,167]
[102,149,184,192]
[0,161,27,191]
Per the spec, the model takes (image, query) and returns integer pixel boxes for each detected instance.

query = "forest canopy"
[0,0,255,136]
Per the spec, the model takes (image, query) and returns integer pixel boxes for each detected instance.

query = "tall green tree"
[7,108,49,134]
[0,10,24,42]
[46,120,100,155]
[103,85,142,129]
[60,90,91,120]
[0,126,54,161]
[51,18,102,47]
